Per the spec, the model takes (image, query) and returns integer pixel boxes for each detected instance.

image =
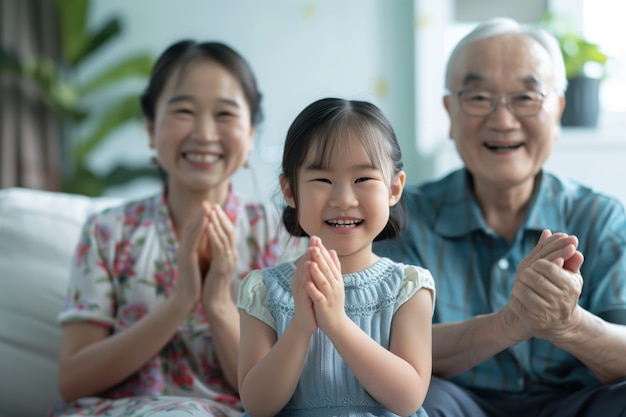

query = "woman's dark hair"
[281,97,406,242]
[140,39,263,126]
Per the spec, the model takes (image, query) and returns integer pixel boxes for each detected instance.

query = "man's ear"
[443,95,454,140]
[279,174,295,208]
[557,95,566,121]
[389,171,406,206]
[443,95,451,113]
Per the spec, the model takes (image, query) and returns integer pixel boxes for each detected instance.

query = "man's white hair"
[445,17,567,94]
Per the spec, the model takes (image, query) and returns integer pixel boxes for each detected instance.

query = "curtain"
[0,0,61,190]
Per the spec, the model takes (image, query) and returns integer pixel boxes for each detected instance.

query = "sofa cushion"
[0,188,121,417]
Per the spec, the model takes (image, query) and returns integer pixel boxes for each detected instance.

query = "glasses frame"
[454,89,548,117]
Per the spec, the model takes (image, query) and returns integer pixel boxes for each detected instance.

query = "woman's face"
[148,58,255,196]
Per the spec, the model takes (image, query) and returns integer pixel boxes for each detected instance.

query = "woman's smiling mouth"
[184,152,221,163]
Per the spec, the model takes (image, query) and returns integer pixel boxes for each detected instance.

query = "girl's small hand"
[202,205,238,307]
[306,237,345,335]
[291,250,317,335]
[175,203,211,308]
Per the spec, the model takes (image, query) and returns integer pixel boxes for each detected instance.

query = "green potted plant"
[538,12,609,127]
[0,0,156,196]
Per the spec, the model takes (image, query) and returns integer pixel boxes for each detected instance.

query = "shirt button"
[344,276,352,284]
[498,258,509,270]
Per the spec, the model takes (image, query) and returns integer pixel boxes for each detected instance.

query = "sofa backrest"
[0,187,122,417]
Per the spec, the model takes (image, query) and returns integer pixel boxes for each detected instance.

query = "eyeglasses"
[454,90,547,117]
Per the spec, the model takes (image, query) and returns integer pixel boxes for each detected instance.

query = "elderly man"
[374,17,626,417]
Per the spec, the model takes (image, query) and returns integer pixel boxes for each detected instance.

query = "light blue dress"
[238,257,435,417]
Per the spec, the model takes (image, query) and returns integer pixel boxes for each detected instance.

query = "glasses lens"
[458,90,544,117]
[459,91,493,116]
[507,91,543,116]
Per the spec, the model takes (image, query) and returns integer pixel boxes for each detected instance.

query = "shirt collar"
[161,183,240,225]
[434,169,562,238]
[222,185,239,224]
[524,171,568,233]
[432,169,484,237]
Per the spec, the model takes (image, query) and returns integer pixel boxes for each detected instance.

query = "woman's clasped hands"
[176,202,238,309]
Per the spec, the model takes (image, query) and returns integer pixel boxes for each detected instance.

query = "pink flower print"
[95,223,111,244]
[49,397,114,416]
[245,204,262,226]
[153,260,173,296]
[69,290,102,314]
[197,352,215,383]
[88,400,114,415]
[223,190,238,223]
[116,302,148,329]
[166,337,195,391]
[252,238,281,270]
[106,356,164,399]
[171,361,194,391]
[75,241,90,267]
[114,241,136,279]
[210,393,242,410]
[125,203,146,227]
[97,258,110,275]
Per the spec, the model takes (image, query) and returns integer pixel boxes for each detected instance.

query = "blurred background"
[1,0,625,204]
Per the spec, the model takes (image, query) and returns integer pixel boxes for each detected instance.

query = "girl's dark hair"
[140,39,263,126]
[281,97,406,242]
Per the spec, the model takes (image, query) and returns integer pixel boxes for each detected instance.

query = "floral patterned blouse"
[50,187,305,417]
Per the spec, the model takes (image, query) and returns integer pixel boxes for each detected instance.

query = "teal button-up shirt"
[374,168,626,394]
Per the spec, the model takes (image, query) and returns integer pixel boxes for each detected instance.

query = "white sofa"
[0,187,122,417]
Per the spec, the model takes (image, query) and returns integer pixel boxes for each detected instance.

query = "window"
[583,0,626,113]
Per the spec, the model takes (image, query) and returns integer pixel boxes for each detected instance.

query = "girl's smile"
[325,217,364,235]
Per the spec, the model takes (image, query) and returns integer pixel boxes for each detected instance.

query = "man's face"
[444,34,565,190]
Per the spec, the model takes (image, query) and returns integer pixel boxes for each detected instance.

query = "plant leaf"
[537,12,609,79]
[74,94,143,163]
[103,164,160,187]
[54,0,89,66]
[80,53,153,95]
[61,163,106,197]
[22,57,87,120]
[72,18,122,67]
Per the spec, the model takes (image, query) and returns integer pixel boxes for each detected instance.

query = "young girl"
[237,98,435,417]
[50,40,304,417]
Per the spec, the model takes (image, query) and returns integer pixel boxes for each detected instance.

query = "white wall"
[83,0,626,207]
[81,0,418,202]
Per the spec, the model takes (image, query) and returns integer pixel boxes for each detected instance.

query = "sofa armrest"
[0,188,121,417]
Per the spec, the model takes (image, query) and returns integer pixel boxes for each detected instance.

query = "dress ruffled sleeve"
[394,265,436,315]
[237,270,276,329]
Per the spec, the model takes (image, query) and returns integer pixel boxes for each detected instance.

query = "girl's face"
[148,59,255,197]
[283,134,404,273]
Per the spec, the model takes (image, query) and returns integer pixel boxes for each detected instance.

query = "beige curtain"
[0,0,61,190]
